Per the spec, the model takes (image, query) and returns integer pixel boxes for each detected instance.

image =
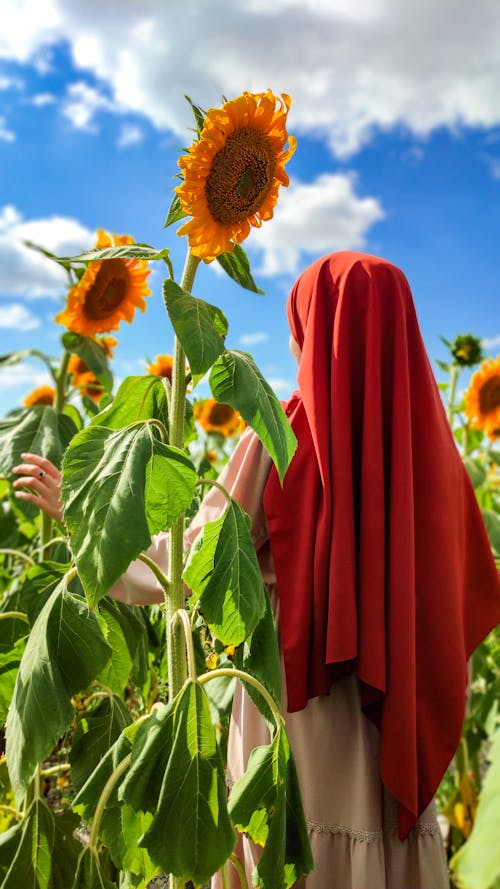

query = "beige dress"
[110,429,450,889]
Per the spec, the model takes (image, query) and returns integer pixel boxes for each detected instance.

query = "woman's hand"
[12,452,64,524]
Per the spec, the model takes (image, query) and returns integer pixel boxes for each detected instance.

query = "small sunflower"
[56,229,151,336]
[450,334,484,367]
[68,335,117,403]
[77,373,104,403]
[175,90,296,261]
[194,398,245,438]
[147,354,174,379]
[464,355,500,440]
[23,385,56,407]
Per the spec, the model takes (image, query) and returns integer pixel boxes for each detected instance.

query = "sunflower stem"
[447,363,460,426]
[166,250,201,704]
[55,349,71,413]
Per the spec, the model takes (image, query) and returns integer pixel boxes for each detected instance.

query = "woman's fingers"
[11,452,63,523]
[19,452,60,479]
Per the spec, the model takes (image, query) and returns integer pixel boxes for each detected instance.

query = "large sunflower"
[464,355,500,440]
[175,90,296,261]
[193,398,245,438]
[23,385,55,407]
[56,230,151,336]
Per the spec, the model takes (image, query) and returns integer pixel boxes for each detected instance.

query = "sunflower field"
[0,91,498,889]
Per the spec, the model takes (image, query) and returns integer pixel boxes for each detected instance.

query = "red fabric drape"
[263,251,500,838]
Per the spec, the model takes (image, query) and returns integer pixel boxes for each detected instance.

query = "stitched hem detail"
[306,819,443,843]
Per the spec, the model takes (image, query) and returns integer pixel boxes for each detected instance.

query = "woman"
[14,252,500,888]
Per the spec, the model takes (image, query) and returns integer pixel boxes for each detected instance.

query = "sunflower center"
[83,260,129,320]
[205,128,276,225]
[209,403,236,426]
[479,375,500,415]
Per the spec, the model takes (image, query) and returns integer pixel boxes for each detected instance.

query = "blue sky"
[0,0,499,416]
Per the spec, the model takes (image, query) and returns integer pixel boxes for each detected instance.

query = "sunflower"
[464,356,500,440]
[194,398,245,438]
[147,354,174,379]
[23,385,56,407]
[175,90,296,261]
[450,334,484,367]
[76,373,104,403]
[56,229,151,336]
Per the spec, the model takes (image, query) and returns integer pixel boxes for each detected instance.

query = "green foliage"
[61,332,113,391]
[62,423,196,606]
[217,244,264,294]
[70,696,132,792]
[163,192,187,228]
[0,407,78,481]
[6,577,112,801]
[163,279,228,380]
[210,350,297,483]
[183,497,266,646]
[229,727,313,889]
[91,376,169,431]
[61,244,170,263]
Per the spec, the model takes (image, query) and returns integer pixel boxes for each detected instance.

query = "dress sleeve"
[108,428,272,606]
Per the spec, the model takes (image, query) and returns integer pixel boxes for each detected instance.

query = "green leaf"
[0,348,55,371]
[482,509,500,556]
[463,457,487,489]
[72,847,117,889]
[63,403,84,431]
[23,239,75,273]
[18,560,76,625]
[125,681,234,887]
[97,599,147,695]
[217,244,264,294]
[5,577,111,801]
[185,94,206,134]
[0,798,54,889]
[240,591,282,719]
[70,695,132,792]
[163,192,187,228]
[73,729,133,821]
[90,376,169,431]
[0,637,25,726]
[62,424,196,606]
[451,727,500,889]
[62,332,113,390]
[59,244,169,264]
[119,703,175,814]
[0,407,78,481]
[229,727,313,889]
[183,498,266,646]
[210,350,297,483]
[163,279,228,380]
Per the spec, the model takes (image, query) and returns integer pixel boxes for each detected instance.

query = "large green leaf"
[0,637,25,726]
[183,498,266,646]
[62,423,196,606]
[18,560,77,625]
[482,509,500,556]
[240,591,282,719]
[163,279,228,379]
[229,727,313,889]
[5,577,111,802]
[216,244,264,294]
[61,244,169,263]
[61,332,113,391]
[452,727,500,889]
[70,695,132,792]
[90,376,169,432]
[0,348,55,372]
[0,407,78,480]
[209,350,297,483]
[123,682,234,886]
[72,848,117,889]
[0,798,54,889]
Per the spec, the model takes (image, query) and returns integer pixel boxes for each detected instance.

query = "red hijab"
[263,251,500,838]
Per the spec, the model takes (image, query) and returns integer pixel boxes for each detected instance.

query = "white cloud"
[28,92,57,107]
[117,123,144,148]
[480,153,500,180]
[0,362,52,395]
[482,334,500,350]
[238,332,270,346]
[248,173,384,275]
[0,303,40,330]
[0,204,94,298]
[0,116,15,142]
[2,1,500,156]
[0,74,23,90]
[267,376,296,395]
[61,80,117,131]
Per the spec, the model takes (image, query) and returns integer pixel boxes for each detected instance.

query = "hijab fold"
[263,252,500,838]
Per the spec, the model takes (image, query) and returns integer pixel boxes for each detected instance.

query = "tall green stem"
[166,250,201,704]
[447,363,460,426]
[55,349,71,413]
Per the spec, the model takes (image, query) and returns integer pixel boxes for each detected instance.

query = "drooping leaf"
[60,244,169,263]
[229,727,313,889]
[0,798,54,889]
[90,376,169,432]
[70,695,132,792]
[0,407,78,481]
[451,727,500,889]
[183,498,266,646]
[0,637,25,725]
[0,348,55,371]
[163,192,187,228]
[210,350,297,483]
[163,279,228,380]
[5,578,111,801]
[120,806,156,879]
[128,681,234,887]
[240,591,282,719]
[61,332,113,391]
[217,244,264,294]
[18,560,76,625]
[463,457,487,490]
[62,424,196,606]
[72,847,118,889]
[482,509,500,556]
[50,810,83,889]
[119,703,175,815]
[97,598,147,695]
